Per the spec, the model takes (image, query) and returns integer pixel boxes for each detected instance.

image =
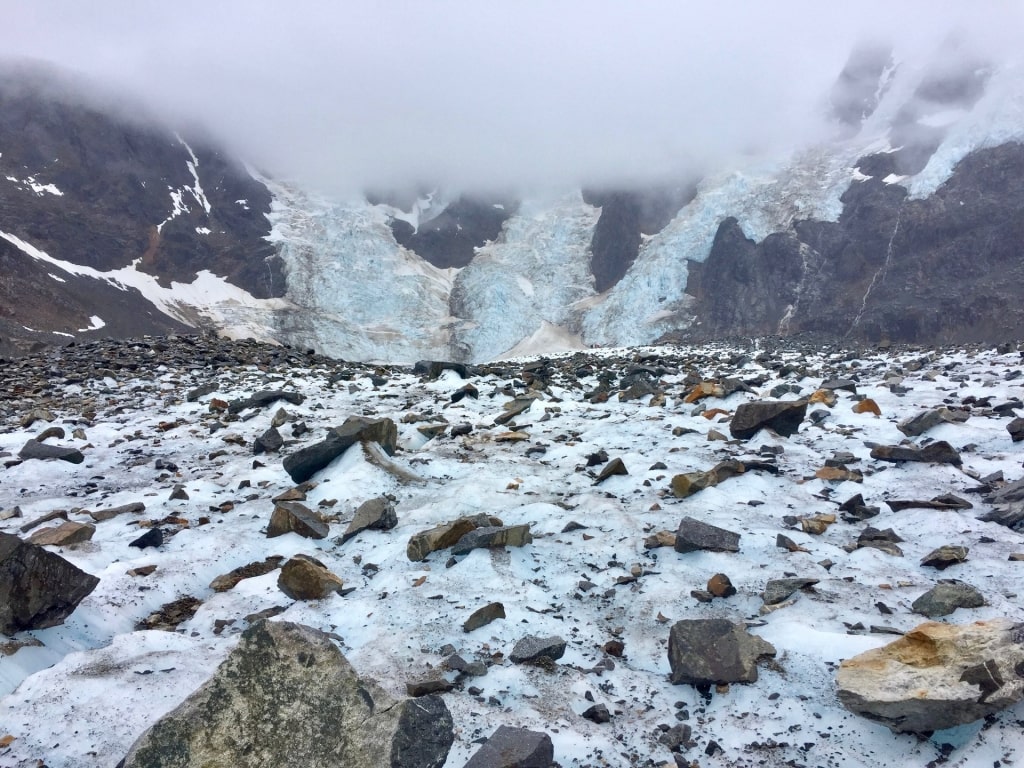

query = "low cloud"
[2,1,1020,195]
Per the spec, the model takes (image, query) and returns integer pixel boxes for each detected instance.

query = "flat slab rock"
[837,619,1024,733]
[118,620,453,767]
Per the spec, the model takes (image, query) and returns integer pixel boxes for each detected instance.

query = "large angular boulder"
[729,400,807,440]
[912,581,985,618]
[0,531,99,634]
[118,620,454,767]
[27,521,95,547]
[266,500,329,540]
[18,439,84,464]
[283,417,398,484]
[510,635,567,664]
[837,620,1024,733]
[668,619,776,685]
[673,517,741,553]
[463,725,554,768]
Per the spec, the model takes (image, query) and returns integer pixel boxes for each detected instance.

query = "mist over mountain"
[1,3,1023,361]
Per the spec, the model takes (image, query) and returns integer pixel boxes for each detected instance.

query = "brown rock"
[27,521,95,547]
[707,573,736,598]
[267,501,329,540]
[277,555,345,601]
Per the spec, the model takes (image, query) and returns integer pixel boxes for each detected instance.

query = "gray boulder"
[674,517,741,554]
[283,417,398,484]
[0,531,99,634]
[118,620,453,767]
[837,619,1024,733]
[340,497,398,544]
[729,400,807,440]
[510,635,566,664]
[912,581,985,617]
[266,501,329,540]
[870,441,961,465]
[668,619,776,685]
[18,439,84,464]
[463,725,554,768]
[451,525,533,556]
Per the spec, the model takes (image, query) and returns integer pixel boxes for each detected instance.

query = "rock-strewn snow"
[1,337,1023,767]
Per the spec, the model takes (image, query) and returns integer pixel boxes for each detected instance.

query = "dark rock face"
[912,581,985,618]
[0,64,283,353]
[118,620,454,768]
[18,438,84,464]
[0,531,99,634]
[583,186,697,292]
[870,441,961,465]
[684,142,1024,345]
[388,195,517,268]
[673,517,740,554]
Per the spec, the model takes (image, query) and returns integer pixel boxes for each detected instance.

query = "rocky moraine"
[0,334,1023,767]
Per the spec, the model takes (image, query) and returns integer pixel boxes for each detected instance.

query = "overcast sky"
[2,1,1020,195]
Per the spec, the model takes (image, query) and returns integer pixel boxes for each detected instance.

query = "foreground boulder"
[837,619,1024,733]
[283,417,398,484]
[668,619,776,685]
[729,400,807,440]
[464,725,554,768]
[118,620,453,767]
[0,531,99,634]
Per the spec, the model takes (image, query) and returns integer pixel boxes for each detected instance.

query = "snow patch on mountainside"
[0,229,286,341]
[451,194,598,361]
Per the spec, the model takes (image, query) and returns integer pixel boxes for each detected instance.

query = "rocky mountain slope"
[2,38,1024,363]
[1,334,1023,766]
[0,63,284,357]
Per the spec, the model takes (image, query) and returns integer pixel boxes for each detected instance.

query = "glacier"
[249,45,1024,363]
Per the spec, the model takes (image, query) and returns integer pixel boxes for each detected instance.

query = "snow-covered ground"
[0,339,1022,767]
